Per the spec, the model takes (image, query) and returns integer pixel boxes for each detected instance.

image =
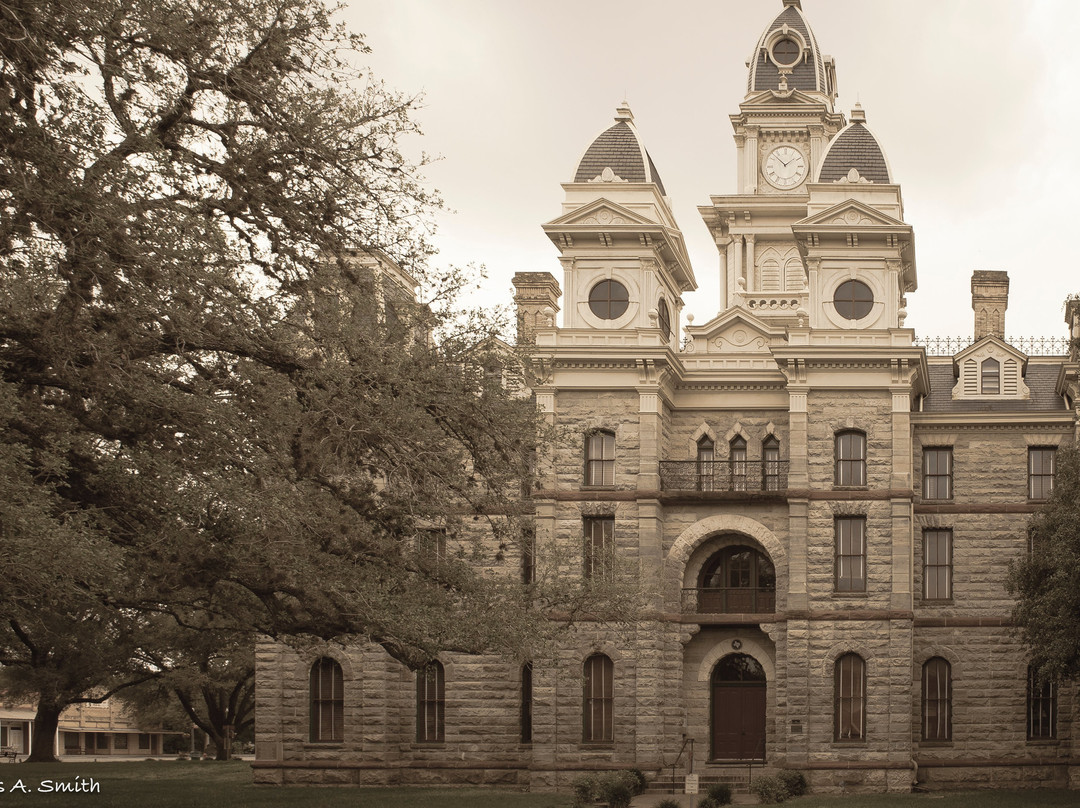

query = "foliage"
[626,768,648,796]
[697,797,718,808]
[776,770,808,797]
[750,775,790,804]
[569,771,640,808]
[1008,445,1080,679]
[0,0,642,762]
[706,782,734,804]
[656,800,682,808]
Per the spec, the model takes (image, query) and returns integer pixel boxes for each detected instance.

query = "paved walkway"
[631,794,759,806]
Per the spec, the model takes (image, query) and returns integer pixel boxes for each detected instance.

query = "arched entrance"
[698,545,775,614]
[711,653,766,761]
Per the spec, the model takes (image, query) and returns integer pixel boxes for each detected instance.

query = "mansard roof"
[573,105,666,195]
[748,1,829,96]
[817,114,892,184]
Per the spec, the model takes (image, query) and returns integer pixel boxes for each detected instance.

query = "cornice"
[911,412,1076,428]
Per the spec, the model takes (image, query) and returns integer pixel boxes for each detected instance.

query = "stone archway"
[668,514,786,570]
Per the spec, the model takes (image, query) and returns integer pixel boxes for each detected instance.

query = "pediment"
[794,199,906,229]
[741,88,826,109]
[544,198,657,228]
[954,335,1027,365]
[686,309,786,354]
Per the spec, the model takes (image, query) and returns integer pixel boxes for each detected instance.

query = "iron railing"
[916,335,1071,356]
[682,587,776,615]
[658,460,788,492]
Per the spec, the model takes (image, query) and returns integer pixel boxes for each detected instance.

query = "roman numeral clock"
[764,145,807,189]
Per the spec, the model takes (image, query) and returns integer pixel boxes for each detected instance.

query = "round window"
[771,37,801,66]
[588,279,630,320]
[833,280,874,320]
[657,298,671,338]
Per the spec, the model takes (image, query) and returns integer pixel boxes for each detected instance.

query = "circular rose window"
[833,280,874,320]
[588,279,630,319]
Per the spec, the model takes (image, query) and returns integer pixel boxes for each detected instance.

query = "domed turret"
[573,104,666,195]
[816,105,892,184]
[747,0,835,103]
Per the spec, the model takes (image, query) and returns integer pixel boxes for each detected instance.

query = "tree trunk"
[28,698,64,763]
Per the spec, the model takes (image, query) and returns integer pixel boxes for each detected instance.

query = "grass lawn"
[2,761,1080,807]
[0,760,572,807]
[787,791,1080,808]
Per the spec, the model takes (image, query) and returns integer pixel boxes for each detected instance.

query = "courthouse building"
[254,0,1080,792]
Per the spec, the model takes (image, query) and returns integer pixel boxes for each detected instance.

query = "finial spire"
[615,102,633,123]
[783,0,802,9]
[850,102,866,123]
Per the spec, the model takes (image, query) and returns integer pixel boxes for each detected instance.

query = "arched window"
[657,298,671,339]
[834,653,866,741]
[520,662,533,743]
[698,545,776,614]
[730,436,747,491]
[309,657,344,743]
[416,661,445,743]
[585,430,615,487]
[762,436,781,491]
[583,654,614,743]
[835,430,866,486]
[922,657,952,741]
[696,436,715,491]
[981,357,1000,395]
[1028,666,1056,740]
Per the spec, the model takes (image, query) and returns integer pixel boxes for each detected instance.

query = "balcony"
[658,460,789,493]
[682,586,776,615]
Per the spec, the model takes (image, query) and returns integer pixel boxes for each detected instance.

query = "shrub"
[570,774,598,807]
[777,770,808,797]
[597,774,635,808]
[626,768,649,795]
[750,775,790,804]
[706,782,733,805]
[697,797,718,808]
[656,801,682,808]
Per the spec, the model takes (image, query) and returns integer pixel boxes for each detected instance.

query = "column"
[744,127,759,193]
[717,236,730,311]
[744,234,756,294]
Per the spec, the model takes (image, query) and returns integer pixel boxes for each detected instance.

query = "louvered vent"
[1003,359,1018,395]
[963,359,978,395]
[761,260,780,291]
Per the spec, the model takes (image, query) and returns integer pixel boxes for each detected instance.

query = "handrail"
[669,736,694,795]
[658,460,788,492]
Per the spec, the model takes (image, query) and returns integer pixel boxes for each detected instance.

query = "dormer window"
[981,358,1000,395]
[951,342,1029,402]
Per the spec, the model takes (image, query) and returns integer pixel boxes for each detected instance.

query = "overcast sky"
[345,0,1080,341]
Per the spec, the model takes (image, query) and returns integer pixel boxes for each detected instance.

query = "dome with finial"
[747,0,832,98]
[816,104,892,184]
[573,104,667,195]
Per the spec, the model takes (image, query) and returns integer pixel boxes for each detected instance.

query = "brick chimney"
[971,271,1009,340]
[512,272,561,344]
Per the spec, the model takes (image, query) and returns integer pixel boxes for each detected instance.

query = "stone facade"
[254,0,1080,794]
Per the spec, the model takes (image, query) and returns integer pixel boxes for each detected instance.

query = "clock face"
[764,146,807,189]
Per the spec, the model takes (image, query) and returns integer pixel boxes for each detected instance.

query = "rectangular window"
[1028,668,1056,740]
[113,733,128,750]
[923,529,953,601]
[922,447,953,500]
[835,517,866,593]
[520,662,533,744]
[922,658,952,742]
[521,526,535,586]
[1028,448,1056,501]
[585,432,615,487]
[418,528,447,563]
[138,734,151,750]
[835,431,867,487]
[584,517,615,581]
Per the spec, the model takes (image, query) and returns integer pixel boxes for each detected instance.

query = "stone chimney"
[512,272,561,344]
[971,271,1009,340]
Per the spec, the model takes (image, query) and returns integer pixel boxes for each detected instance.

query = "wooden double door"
[710,653,766,761]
